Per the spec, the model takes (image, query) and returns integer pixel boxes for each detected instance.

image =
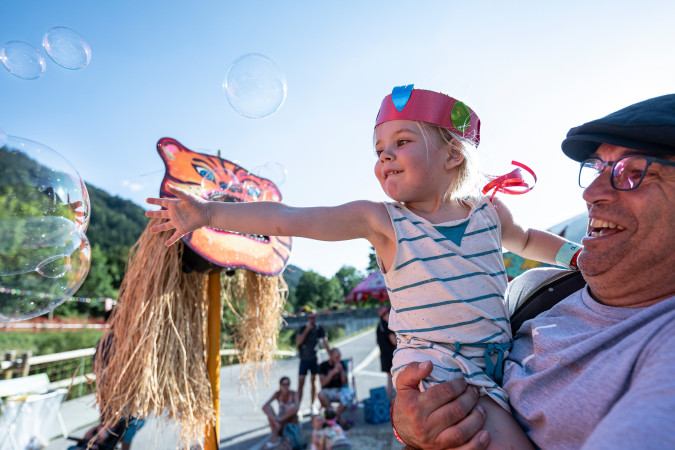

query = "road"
[47,328,399,449]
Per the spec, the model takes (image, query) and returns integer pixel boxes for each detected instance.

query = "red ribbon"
[481,161,537,202]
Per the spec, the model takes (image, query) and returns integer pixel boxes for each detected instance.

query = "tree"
[76,244,116,299]
[53,244,116,318]
[333,266,365,299]
[294,271,343,311]
[366,246,379,273]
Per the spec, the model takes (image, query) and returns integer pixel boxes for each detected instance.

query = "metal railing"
[2,347,297,400]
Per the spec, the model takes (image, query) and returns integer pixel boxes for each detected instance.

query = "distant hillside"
[85,183,149,254]
[82,183,149,291]
[282,264,303,290]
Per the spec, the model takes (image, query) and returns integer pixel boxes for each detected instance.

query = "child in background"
[311,408,352,450]
[146,84,581,448]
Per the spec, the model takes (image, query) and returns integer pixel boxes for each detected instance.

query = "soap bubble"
[0,135,91,322]
[252,162,287,187]
[42,27,91,70]
[223,53,287,119]
[0,41,46,80]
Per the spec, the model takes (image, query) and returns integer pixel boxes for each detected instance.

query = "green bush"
[325,326,346,343]
[0,330,104,356]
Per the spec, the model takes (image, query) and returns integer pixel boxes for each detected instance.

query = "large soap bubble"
[0,136,91,322]
[223,53,287,119]
[42,27,91,70]
[0,41,46,80]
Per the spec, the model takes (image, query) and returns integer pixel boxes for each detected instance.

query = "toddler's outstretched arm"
[146,185,395,250]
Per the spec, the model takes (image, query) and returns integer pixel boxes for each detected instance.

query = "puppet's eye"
[193,164,215,182]
[247,187,262,199]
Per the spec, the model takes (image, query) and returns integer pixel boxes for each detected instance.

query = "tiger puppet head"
[156,137,291,276]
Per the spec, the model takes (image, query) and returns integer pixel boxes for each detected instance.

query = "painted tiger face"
[156,137,291,276]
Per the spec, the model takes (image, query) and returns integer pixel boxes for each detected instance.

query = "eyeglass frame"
[578,154,675,191]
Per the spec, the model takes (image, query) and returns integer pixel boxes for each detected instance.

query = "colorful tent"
[345,270,388,303]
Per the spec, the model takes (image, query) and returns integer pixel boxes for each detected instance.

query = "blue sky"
[2,0,674,277]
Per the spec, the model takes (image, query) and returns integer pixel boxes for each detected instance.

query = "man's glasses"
[579,154,675,191]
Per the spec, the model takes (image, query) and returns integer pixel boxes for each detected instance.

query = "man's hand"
[392,361,489,449]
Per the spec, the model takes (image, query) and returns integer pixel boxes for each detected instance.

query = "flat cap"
[562,94,675,162]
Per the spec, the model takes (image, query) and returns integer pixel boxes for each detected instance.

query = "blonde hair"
[419,122,485,205]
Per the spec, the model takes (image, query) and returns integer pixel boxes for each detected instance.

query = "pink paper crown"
[374,84,481,147]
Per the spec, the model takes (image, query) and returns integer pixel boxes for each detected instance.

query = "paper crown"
[374,84,481,146]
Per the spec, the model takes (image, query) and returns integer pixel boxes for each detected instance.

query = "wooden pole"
[204,270,222,450]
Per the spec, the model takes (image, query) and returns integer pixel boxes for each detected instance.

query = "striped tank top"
[380,198,511,346]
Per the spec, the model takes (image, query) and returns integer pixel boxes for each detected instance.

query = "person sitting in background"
[317,348,354,426]
[375,304,396,402]
[262,376,299,448]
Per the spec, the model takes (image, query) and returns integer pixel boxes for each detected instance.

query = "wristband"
[391,404,411,446]
[555,242,583,271]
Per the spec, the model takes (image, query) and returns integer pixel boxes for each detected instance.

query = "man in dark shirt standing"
[296,310,330,414]
[376,305,396,403]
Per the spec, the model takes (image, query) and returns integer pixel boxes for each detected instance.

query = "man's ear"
[445,141,464,170]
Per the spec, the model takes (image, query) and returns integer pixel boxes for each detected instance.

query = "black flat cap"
[562,94,675,162]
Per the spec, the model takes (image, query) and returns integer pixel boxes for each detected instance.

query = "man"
[391,94,675,449]
[317,348,351,423]
[296,310,330,413]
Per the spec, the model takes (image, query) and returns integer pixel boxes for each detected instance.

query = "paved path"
[47,329,403,449]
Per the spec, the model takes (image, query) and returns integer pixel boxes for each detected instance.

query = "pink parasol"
[345,270,389,303]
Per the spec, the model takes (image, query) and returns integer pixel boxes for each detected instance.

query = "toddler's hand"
[146,185,211,246]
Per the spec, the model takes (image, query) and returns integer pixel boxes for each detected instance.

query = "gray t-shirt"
[503,268,675,449]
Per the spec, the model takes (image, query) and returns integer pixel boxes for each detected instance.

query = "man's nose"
[582,169,617,203]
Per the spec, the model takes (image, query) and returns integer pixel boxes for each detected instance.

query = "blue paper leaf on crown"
[392,84,414,111]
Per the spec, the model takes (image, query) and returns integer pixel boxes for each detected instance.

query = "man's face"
[578,143,675,306]
[331,350,341,363]
[307,314,316,325]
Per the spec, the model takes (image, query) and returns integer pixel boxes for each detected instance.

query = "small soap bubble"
[252,162,287,186]
[223,53,287,119]
[241,181,262,201]
[0,41,46,80]
[42,27,91,70]
[36,254,71,279]
[0,135,91,322]
[200,168,240,200]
